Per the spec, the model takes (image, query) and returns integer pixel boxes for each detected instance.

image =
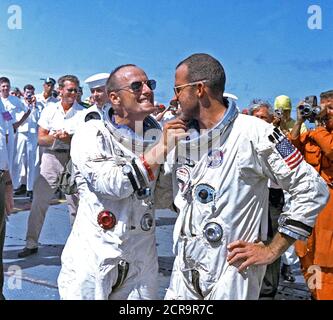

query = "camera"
[26,93,33,102]
[298,95,321,123]
[274,109,283,118]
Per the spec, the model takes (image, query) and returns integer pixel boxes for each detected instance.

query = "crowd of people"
[0,53,332,300]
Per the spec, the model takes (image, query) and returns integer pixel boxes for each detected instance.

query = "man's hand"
[25,95,36,108]
[295,100,306,124]
[144,118,189,168]
[290,101,307,140]
[161,118,188,154]
[227,240,276,272]
[227,233,295,272]
[272,116,281,128]
[52,130,71,145]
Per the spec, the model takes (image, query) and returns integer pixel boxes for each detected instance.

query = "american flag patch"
[276,138,303,170]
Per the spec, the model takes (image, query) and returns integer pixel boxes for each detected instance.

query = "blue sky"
[0,0,332,112]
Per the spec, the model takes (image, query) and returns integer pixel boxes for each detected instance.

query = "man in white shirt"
[35,77,59,109]
[0,115,14,300]
[12,84,42,200]
[18,75,85,258]
[0,77,31,177]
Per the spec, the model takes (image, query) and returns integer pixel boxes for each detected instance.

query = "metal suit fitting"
[203,222,223,242]
[97,210,116,230]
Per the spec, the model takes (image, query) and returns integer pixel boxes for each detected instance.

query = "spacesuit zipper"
[112,260,129,291]
[191,269,203,298]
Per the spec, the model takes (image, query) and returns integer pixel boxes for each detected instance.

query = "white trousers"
[12,132,39,190]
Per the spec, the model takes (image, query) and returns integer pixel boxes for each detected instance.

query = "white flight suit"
[164,102,329,300]
[12,100,42,191]
[58,111,173,300]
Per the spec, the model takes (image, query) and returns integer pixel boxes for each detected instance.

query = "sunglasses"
[114,79,156,93]
[173,80,208,96]
[66,88,78,94]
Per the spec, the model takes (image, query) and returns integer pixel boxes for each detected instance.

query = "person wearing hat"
[35,77,59,110]
[273,95,308,282]
[274,95,307,134]
[83,73,110,120]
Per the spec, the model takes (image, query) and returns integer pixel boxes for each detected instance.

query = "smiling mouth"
[139,97,153,104]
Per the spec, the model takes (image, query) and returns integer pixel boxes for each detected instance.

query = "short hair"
[0,77,10,85]
[248,99,274,116]
[23,84,35,92]
[320,90,333,100]
[176,53,226,101]
[58,75,80,88]
[106,64,137,95]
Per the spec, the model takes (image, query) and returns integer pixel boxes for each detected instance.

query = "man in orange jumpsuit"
[290,90,333,300]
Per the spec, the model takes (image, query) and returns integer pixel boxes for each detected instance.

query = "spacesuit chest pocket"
[304,143,321,166]
[237,146,263,182]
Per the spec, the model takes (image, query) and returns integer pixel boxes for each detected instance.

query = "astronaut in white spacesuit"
[57,64,185,300]
[159,53,329,300]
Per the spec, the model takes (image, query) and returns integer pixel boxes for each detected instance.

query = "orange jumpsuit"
[290,127,333,300]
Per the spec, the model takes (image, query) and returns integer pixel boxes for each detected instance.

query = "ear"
[109,92,121,105]
[197,82,206,98]
[109,92,123,116]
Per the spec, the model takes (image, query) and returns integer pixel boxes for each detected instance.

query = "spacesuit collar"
[104,106,162,154]
[179,99,239,149]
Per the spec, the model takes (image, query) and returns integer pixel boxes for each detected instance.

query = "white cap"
[84,73,110,89]
[223,92,238,100]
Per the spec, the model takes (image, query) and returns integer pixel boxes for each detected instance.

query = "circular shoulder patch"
[207,149,224,168]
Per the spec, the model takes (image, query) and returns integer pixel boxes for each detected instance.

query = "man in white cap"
[84,73,110,121]
[35,77,59,110]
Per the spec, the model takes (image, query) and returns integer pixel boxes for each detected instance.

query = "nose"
[142,82,152,92]
[141,82,153,96]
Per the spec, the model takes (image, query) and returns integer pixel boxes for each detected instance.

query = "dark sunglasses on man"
[114,79,156,93]
[66,88,78,94]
